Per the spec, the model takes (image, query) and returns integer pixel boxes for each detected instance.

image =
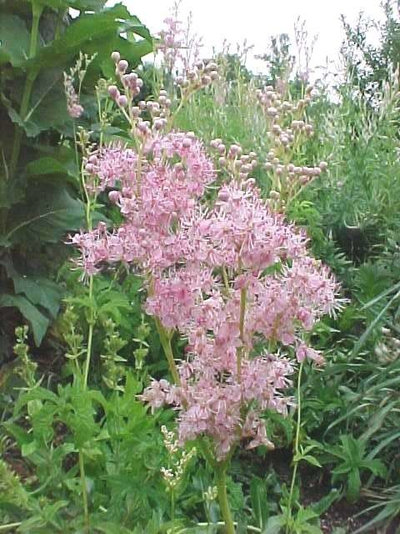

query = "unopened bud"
[117,95,128,107]
[108,85,119,99]
[111,51,120,63]
[117,59,129,73]
[108,190,119,203]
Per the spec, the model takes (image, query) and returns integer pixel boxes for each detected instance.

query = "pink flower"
[72,126,341,460]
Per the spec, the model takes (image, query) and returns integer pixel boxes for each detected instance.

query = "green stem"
[179,523,261,533]
[237,286,247,381]
[171,488,176,521]
[9,1,43,179]
[154,317,180,385]
[0,523,23,532]
[83,275,95,389]
[78,449,90,532]
[285,360,304,533]
[215,462,235,534]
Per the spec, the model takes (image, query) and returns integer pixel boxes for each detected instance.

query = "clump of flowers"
[157,3,203,76]
[71,51,340,532]
[255,84,328,209]
[63,52,96,118]
[160,425,196,492]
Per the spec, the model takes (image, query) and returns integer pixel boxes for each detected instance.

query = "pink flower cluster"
[72,129,340,460]
[158,16,184,74]
[72,132,215,273]
[64,72,84,118]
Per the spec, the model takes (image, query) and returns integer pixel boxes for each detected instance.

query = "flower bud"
[111,51,120,63]
[108,190,119,203]
[108,85,119,99]
[117,95,128,107]
[117,59,129,73]
[319,161,328,171]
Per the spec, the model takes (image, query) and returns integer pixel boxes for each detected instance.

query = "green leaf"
[3,422,31,447]
[362,459,387,478]
[263,515,286,534]
[0,259,61,317]
[346,468,361,502]
[8,81,70,137]
[8,183,85,244]
[250,477,269,529]
[299,454,322,468]
[0,14,30,67]
[310,488,341,516]
[14,276,61,318]
[24,5,153,71]
[0,294,49,345]
[27,155,78,181]
[30,0,106,9]
[21,439,39,457]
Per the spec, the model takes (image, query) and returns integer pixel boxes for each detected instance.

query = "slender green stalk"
[79,135,96,390]
[78,448,90,532]
[215,462,235,534]
[171,488,176,522]
[285,360,304,533]
[237,286,247,381]
[154,317,180,385]
[83,276,95,388]
[9,1,43,180]
[0,523,23,532]
[179,523,261,533]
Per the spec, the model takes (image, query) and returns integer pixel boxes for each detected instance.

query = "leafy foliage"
[0,0,153,353]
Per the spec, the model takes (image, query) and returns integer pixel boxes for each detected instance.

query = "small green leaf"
[21,439,39,457]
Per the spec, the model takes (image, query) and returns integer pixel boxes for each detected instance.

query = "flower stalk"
[286,360,305,532]
[215,462,235,534]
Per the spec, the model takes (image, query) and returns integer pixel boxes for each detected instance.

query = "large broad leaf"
[0,14,30,67]
[7,67,71,137]
[7,182,85,244]
[27,156,77,181]
[92,34,154,78]
[24,5,153,71]
[35,0,106,9]
[13,277,62,318]
[0,259,62,318]
[0,294,49,346]
[27,152,79,183]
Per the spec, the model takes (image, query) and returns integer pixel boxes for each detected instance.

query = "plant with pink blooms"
[71,50,340,533]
